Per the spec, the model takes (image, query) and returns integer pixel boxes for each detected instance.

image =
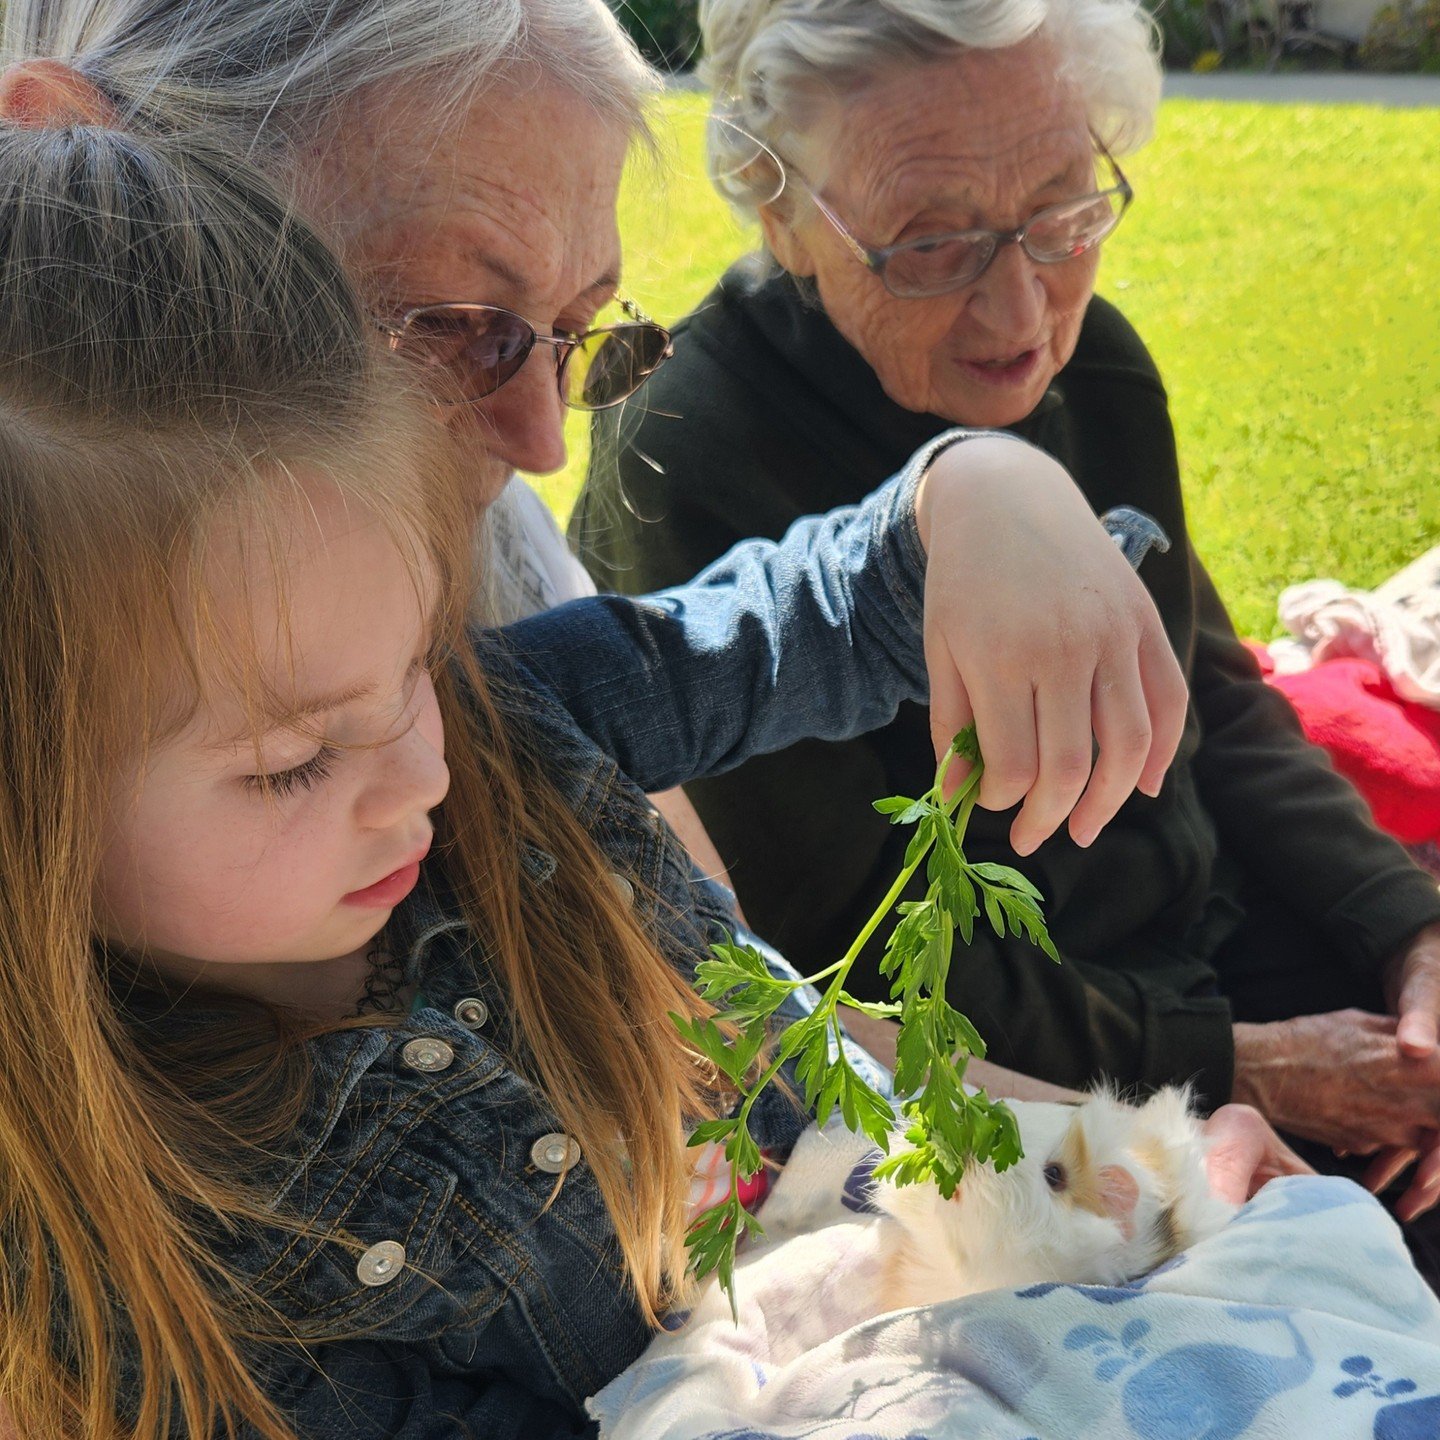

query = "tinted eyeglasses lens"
[396,307,534,401]
[568,323,672,410]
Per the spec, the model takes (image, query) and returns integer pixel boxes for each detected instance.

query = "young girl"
[0,121,1242,1439]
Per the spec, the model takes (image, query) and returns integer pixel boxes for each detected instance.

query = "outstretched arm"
[509,432,1185,854]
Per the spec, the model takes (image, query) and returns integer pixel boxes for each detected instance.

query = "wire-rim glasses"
[710,115,1133,301]
[376,297,674,411]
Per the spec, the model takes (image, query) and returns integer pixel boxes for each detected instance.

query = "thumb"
[1397,1006,1440,1060]
[1396,953,1440,1059]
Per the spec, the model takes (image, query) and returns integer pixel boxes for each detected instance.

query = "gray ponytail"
[0,124,368,420]
[4,0,656,166]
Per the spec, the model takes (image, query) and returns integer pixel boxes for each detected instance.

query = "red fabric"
[1256,652,1440,845]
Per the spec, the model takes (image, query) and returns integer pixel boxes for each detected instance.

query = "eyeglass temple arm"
[801,184,882,272]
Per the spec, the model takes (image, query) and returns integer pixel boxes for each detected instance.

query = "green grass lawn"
[535,92,1440,638]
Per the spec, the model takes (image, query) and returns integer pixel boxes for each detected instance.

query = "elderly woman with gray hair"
[574,0,1440,1242]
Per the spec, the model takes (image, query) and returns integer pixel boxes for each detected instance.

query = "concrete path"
[1162,71,1440,105]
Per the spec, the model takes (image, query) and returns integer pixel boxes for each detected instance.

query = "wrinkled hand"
[1233,1011,1440,1153]
[1201,1103,1313,1205]
[914,436,1188,857]
[1351,924,1440,1220]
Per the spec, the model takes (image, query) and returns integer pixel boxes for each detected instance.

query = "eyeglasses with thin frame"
[711,116,1133,301]
[375,296,674,411]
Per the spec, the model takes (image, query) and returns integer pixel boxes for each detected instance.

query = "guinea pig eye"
[1043,1161,1067,1192]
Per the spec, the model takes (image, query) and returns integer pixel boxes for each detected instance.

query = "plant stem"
[804,758,985,992]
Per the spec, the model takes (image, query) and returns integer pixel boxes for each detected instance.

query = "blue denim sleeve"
[496,435,962,794]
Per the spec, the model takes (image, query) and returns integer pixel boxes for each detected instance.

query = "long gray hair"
[3,0,656,165]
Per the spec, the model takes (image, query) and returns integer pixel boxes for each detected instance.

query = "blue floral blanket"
[589,1164,1440,1440]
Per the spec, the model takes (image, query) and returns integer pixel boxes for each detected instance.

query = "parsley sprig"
[673,725,1060,1314]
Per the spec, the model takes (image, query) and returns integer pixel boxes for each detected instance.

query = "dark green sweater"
[572,254,1440,1105]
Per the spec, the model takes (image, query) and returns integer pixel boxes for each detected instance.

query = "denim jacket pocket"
[254,1146,489,1342]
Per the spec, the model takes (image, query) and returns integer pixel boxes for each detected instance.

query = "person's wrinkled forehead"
[293,67,632,296]
[794,35,1086,196]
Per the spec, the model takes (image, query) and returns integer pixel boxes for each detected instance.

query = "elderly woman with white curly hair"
[574,0,1440,1250]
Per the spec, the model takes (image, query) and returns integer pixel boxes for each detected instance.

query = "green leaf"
[686,1117,738,1148]
[669,1013,746,1082]
[873,794,916,815]
[943,1003,988,1060]
[842,1066,898,1149]
[990,887,1062,963]
[969,862,1045,904]
[951,724,981,762]
[873,795,928,825]
[981,886,1004,938]
[903,823,934,872]
[730,1121,763,1180]
[694,945,796,1022]
[837,996,902,1020]
[685,1192,768,1321]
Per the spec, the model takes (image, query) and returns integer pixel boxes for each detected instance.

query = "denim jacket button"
[606,871,636,907]
[531,1132,582,1174]
[356,1240,406,1287]
[401,1037,455,1073]
[453,996,489,1030]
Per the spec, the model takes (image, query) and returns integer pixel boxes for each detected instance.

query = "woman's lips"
[956,347,1041,388]
[343,849,428,908]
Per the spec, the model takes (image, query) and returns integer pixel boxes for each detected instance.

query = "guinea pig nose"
[1097,1163,1141,1236]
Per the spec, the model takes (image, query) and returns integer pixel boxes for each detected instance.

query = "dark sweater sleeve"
[1187,549,1440,971]
[930,919,1237,1108]
[574,342,806,595]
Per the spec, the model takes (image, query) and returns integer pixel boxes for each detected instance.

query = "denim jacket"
[126,441,954,1439]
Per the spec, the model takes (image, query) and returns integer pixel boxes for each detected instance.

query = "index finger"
[1396,1135,1440,1223]
[1362,1144,1419,1198]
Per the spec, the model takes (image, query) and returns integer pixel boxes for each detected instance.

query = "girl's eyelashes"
[243,743,340,798]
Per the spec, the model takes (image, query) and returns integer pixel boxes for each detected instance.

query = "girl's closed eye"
[243,743,340,798]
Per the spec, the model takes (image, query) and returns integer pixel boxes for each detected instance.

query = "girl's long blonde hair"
[0,124,720,1440]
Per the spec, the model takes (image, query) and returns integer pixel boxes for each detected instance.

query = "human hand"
[1383,921,1440,1059]
[1201,1103,1313,1204]
[914,436,1187,856]
[1232,1010,1440,1156]
[1358,1133,1440,1222]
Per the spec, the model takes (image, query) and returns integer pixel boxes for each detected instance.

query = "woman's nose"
[356,705,450,831]
[967,240,1046,341]
[468,351,570,476]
